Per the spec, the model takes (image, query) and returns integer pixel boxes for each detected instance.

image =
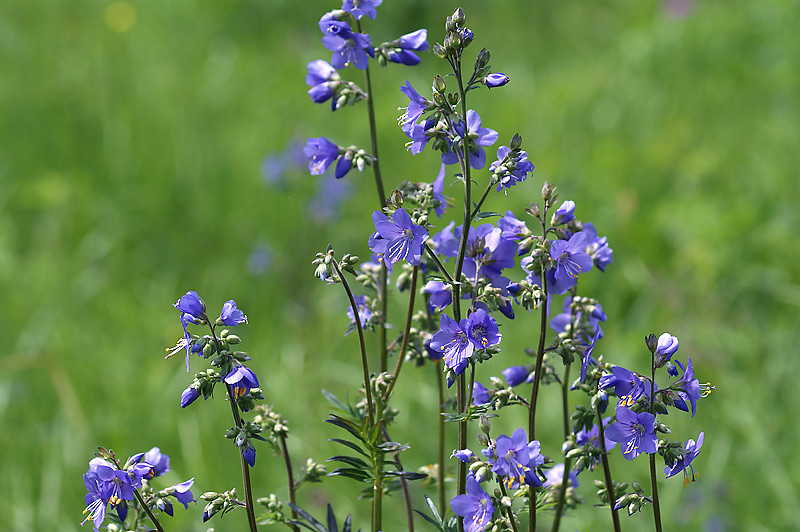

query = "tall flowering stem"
[385,266,419,398]
[649,351,664,532]
[528,267,549,532]
[279,433,301,532]
[208,324,259,532]
[133,483,165,532]
[596,405,622,532]
[331,258,375,427]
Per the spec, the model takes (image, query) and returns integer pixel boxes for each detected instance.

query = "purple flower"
[455,223,517,281]
[305,60,339,105]
[671,358,705,416]
[367,208,428,273]
[582,222,613,271]
[575,417,616,452]
[489,146,534,192]
[441,110,498,170]
[319,17,372,70]
[166,313,197,372]
[450,475,494,532]
[242,445,256,467]
[224,364,259,406]
[342,0,382,20]
[502,366,530,387]
[180,386,200,408]
[482,73,509,88]
[466,308,501,349]
[491,428,544,489]
[82,458,138,528]
[549,232,594,294]
[432,163,452,217]
[387,29,428,65]
[133,447,170,479]
[554,200,576,224]
[605,406,657,460]
[304,137,343,176]
[453,449,474,462]
[174,291,205,318]
[543,463,579,489]
[399,81,430,135]
[218,300,247,326]
[665,432,704,486]
[472,382,490,405]
[346,295,373,329]
[424,280,452,310]
[599,366,644,407]
[498,210,529,244]
[654,332,679,366]
[430,314,473,375]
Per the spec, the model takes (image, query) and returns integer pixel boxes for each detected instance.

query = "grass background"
[1,0,799,530]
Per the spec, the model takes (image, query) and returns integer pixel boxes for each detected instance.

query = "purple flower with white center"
[450,475,494,532]
[502,366,530,387]
[543,463,579,489]
[432,163,452,217]
[387,29,429,65]
[180,386,200,408]
[81,471,108,529]
[472,381,490,405]
[304,137,341,175]
[491,428,544,489]
[605,405,657,460]
[599,366,645,407]
[489,146,534,193]
[224,364,259,406]
[430,313,473,375]
[654,332,679,367]
[665,432,704,486]
[482,73,509,88]
[346,295,372,329]
[367,208,428,273]
[554,200,576,224]
[218,300,247,326]
[82,458,137,526]
[424,280,452,310]
[575,417,616,452]
[319,17,372,70]
[441,110,499,170]
[466,308,501,350]
[549,232,594,294]
[305,59,339,105]
[582,222,613,271]
[342,0,382,20]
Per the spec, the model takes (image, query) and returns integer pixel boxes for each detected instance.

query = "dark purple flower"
[599,366,644,407]
[502,366,530,387]
[180,386,200,408]
[319,17,372,70]
[549,232,594,294]
[543,463,579,489]
[482,73,509,88]
[304,137,341,175]
[466,308,501,350]
[491,428,544,489]
[554,200,576,224]
[224,364,259,405]
[605,406,657,460]
[342,0,382,20]
[450,475,494,532]
[367,208,428,273]
[441,110,498,169]
[654,332,679,366]
[582,222,613,271]
[665,432,704,486]
[472,382,490,405]
[430,313,473,375]
[218,300,247,326]
[305,59,339,105]
[242,445,256,467]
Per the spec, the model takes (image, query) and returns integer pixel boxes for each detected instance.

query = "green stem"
[527,267,548,532]
[279,434,300,532]
[596,408,622,532]
[436,361,447,513]
[649,353,663,532]
[385,266,419,399]
[372,394,385,532]
[469,179,496,219]
[382,426,415,532]
[133,488,165,532]
[425,242,455,283]
[331,259,375,426]
[499,482,521,532]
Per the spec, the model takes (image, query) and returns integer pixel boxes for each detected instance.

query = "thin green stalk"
[425,242,455,282]
[499,482,521,532]
[649,354,664,532]
[596,407,622,532]
[133,488,165,532]
[331,259,375,426]
[470,180,496,219]
[372,394,385,532]
[436,361,446,513]
[279,434,301,532]
[382,426,415,532]
[385,266,419,399]
[527,268,549,532]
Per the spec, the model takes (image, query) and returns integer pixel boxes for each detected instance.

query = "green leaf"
[328,438,369,457]
[322,390,349,412]
[329,468,372,482]
[327,455,370,470]
[382,470,428,481]
[325,415,365,443]
[473,211,501,220]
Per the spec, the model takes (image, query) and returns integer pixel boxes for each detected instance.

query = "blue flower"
[670,358,712,416]
[502,366,531,387]
[218,300,247,326]
[399,81,430,135]
[305,59,340,105]
[432,163,452,217]
[224,364,259,408]
[543,463,579,489]
[549,232,594,294]
[452,449,475,462]
[575,417,616,452]
[174,291,205,318]
[341,0,382,20]
[430,313,473,375]
[599,366,644,407]
[424,280,452,310]
[489,146,534,193]
[319,17,372,70]
[654,332,679,367]
[441,110,498,170]
[582,222,613,271]
[466,308,501,350]
[367,208,428,273]
[665,432,704,486]
[304,137,343,176]
[554,200,576,224]
[346,295,373,329]
[131,447,170,479]
[450,475,494,532]
[180,386,200,408]
[490,428,544,489]
[387,29,428,65]
[605,406,657,460]
[482,73,509,88]
[472,382,490,405]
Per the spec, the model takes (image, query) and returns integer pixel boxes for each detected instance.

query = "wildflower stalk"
[527,266,549,532]
[331,258,375,427]
[499,482,521,532]
[133,488,165,532]
[372,394,385,532]
[649,352,664,532]
[207,323,258,532]
[279,433,300,532]
[385,266,419,399]
[596,406,622,532]
[470,179,496,219]
[382,426,415,532]
[436,361,447,512]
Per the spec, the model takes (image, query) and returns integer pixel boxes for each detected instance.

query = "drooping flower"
[465,308,501,350]
[582,222,613,271]
[304,137,343,176]
[305,60,340,105]
[346,295,373,329]
[554,200,576,224]
[452,449,475,462]
[367,208,428,273]
[174,291,205,318]
[399,81,431,135]
[670,358,712,417]
[549,232,594,294]
[490,428,544,489]
[386,29,428,65]
[605,406,657,460]
[472,382,490,405]
[218,300,247,326]
[431,163,452,217]
[319,17,372,70]
[180,386,200,408]
[132,447,170,479]
[450,475,495,532]
[654,332,679,367]
[665,432,704,486]
[341,0,382,20]
[441,110,499,170]
[502,366,531,387]
[424,280,452,310]
[430,313,473,375]
[482,73,509,88]
[224,364,259,405]
[575,417,617,452]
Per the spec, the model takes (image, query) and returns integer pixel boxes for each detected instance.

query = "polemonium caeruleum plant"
[81,4,714,532]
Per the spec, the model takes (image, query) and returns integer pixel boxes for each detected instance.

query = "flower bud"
[482,73,509,89]
[452,7,465,25]
[479,415,491,435]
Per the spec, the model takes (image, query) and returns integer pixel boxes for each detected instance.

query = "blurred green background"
[2,0,799,530]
